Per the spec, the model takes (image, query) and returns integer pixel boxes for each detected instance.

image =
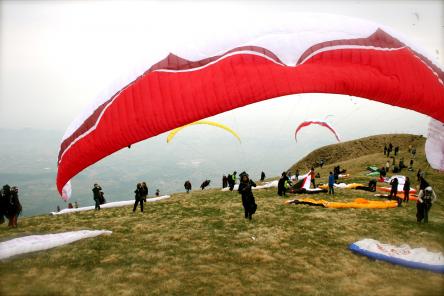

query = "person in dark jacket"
[384,144,387,155]
[200,180,211,190]
[333,166,339,182]
[403,177,411,203]
[141,182,148,202]
[238,172,257,220]
[277,172,288,196]
[222,175,228,188]
[0,185,9,225]
[184,181,192,193]
[99,191,106,205]
[92,183,102,211]
[394,146,399,156]
[133,183,144,212]
[389,178,399,205]
[295,169,299,180]
[8,186,22,227]
[260,171,266,181]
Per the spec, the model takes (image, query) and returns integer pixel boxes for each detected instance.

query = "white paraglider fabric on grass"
[51,195,171,215]
[0,230,112,260]
[221,180,279,192]
[349,238,444,273]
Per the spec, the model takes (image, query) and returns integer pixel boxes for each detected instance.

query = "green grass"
[1,135,443,295]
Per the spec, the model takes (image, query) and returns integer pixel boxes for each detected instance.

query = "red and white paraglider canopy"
[295,121,340,142]
[57,13,444,199]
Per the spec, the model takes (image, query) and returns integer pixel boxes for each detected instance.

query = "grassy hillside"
[1,134,443,296]
[289,134,425,172]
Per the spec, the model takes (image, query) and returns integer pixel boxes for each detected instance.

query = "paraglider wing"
[166,120,241,143]
[56,13,444,196]
[61,181,72,201]
[425,119,444,171]
[295,120,340,142]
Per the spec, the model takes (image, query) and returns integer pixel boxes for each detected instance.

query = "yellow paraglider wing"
[166,120,241,143]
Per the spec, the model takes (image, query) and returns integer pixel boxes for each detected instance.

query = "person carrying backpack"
[417,186,437,223]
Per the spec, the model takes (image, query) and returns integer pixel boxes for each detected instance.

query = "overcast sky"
[0,0,443,136]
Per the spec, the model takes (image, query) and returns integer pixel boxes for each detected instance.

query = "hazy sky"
[0,0,443,135]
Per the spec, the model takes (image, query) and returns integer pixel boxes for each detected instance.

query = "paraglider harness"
[423,188,433,205]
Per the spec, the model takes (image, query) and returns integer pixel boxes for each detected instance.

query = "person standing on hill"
[238,172,257,220]
[310,168,316,188]
[141,182,148,202]
[7,186,22,228]
[277,172,288,196]
[394,146,399,156]
[384,144,387,156]
[260,171,266,181]
[333,166,340,182]
[133,183,144,212]
[295,169,299,180]
[385,160,390,173]
[328,172,335,195]
[99,191,106,205]
[403,177,411,203]
[0,185,9,225]
[229,171,237,191]
[184,180,192,193]
[389,178,398,201]
[417,186,437,223]
[92,183,102,211]
[222,175,228,188]
[319,159,324,168]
